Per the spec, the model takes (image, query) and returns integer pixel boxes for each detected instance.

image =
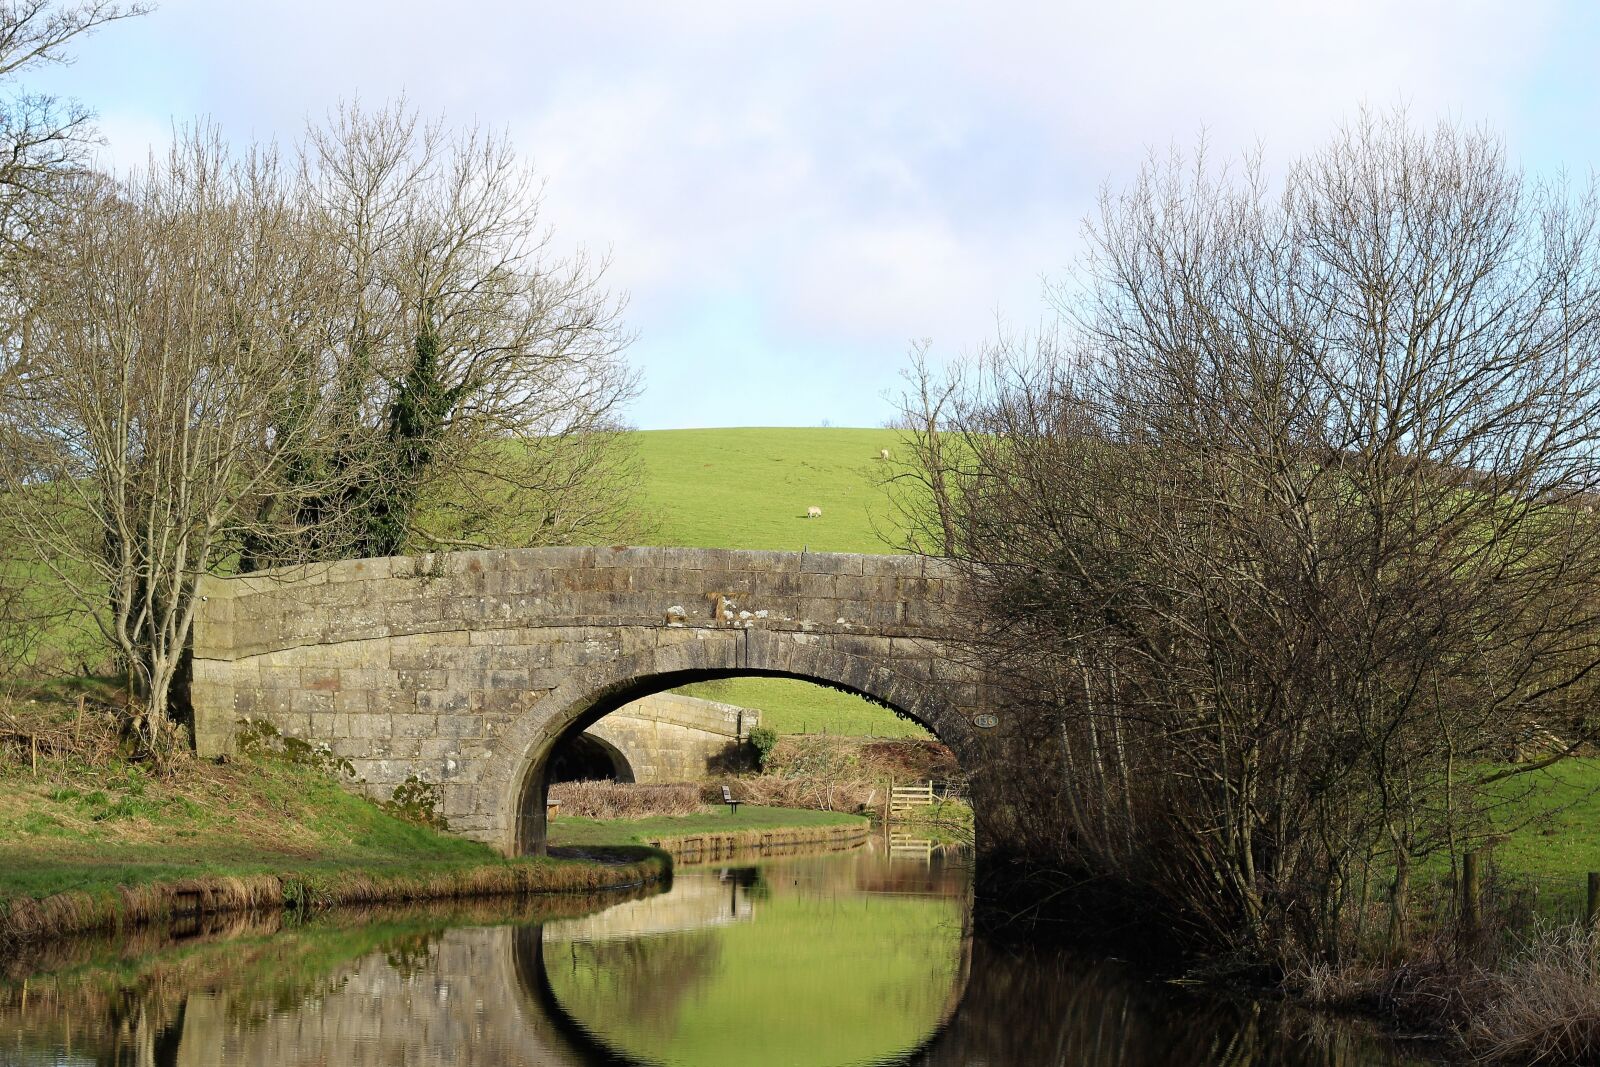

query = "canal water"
[1,838,1432,1066]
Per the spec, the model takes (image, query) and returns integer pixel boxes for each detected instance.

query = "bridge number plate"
[972,713,999,729]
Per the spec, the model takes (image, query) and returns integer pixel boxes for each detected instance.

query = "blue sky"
[33,1,1600,429]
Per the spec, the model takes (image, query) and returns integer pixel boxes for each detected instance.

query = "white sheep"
[806,506,822,519]
[879,448,890,460]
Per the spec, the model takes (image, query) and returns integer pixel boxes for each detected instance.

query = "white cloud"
[32,0,1582,426]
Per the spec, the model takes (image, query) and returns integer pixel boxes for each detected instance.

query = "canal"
[1,838,1433,1066]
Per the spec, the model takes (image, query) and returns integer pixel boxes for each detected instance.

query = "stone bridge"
[190,546,993,854]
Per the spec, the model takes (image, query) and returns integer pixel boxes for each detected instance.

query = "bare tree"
[0,1,149,258]
[903,113,1600,963]
[0,1,146,679]
[0,131,343,745]
[241,101,639,567]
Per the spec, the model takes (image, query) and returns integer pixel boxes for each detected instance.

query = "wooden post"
[30,734,37,777]
[1461,850,1481,942]
[1587,872,1600,932]
[886,774,894,829]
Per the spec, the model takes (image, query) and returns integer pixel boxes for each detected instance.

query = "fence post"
[1461,850,1481,942]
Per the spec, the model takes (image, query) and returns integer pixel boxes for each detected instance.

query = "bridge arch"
[548,730,636,784]
[495,628,965,854]
[188,545,994,853]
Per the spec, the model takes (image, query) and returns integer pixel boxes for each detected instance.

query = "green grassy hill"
[631,427,908,554]
[629,428,929,739]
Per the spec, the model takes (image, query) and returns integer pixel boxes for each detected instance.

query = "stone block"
[418,738,462,761]
[799,552,865,575]
[395,668,448,690]
[302,669,340,691]
[291,689,335,715]
[392,713,439,738]
[418,689,471,714]
[368,688,418,714]
[260,665,301,689]
[861,554,925,577]
[334,690,370,715]
[488,668,529,690]
[347,714,390,740]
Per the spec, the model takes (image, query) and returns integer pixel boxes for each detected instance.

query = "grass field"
[673,677,929,737]
[632,427,908,554]
[631,427,933,739]
[1471,759,1600,916]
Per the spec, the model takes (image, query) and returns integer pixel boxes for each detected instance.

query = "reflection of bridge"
[541,872,753,942]
[131,919,967,1067]
[2,888,1410,1066]
[190,546,994,854]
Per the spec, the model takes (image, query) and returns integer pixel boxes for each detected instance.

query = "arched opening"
[546,731,636,784]
[509,658,963,857]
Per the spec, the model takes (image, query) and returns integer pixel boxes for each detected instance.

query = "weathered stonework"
[190,546,988,854]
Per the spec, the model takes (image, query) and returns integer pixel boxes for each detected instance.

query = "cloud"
[29,0,1583,426]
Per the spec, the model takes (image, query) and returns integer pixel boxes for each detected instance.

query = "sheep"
[879,448,891,460]
[806,506,823,519]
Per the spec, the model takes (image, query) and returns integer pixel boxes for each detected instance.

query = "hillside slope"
[631,427,908,554]
[630,428,929,738]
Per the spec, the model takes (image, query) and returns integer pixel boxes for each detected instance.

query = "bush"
[747,726,779,770]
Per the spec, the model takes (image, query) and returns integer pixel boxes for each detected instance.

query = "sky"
[29,1,1600,430]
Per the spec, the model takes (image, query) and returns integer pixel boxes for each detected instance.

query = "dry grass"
[549,779,705,818]
[0,686,125,772]
[1465,923,1600,1063]
[1289,921,1600,1063]
[718,774,880,813]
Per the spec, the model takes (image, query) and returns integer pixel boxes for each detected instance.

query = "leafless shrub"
[718,775,878,814]
[548,780,704,819]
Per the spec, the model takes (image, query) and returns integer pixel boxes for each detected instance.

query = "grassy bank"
[0,694,666,945]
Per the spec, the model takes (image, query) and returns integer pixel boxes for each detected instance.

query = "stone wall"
[190,545,992,854]
[586,692,758,783]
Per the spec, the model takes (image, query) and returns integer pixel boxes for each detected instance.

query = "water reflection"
[538,847,971,1067]
[0,840,1433,1067]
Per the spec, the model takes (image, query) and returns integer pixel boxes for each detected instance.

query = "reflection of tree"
[384,933,438,978]
[546,931,722,1036]
[722,865,770,902]
[906,941,1420,1067]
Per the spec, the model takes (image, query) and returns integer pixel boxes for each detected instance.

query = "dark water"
[1,838,1433,1066]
